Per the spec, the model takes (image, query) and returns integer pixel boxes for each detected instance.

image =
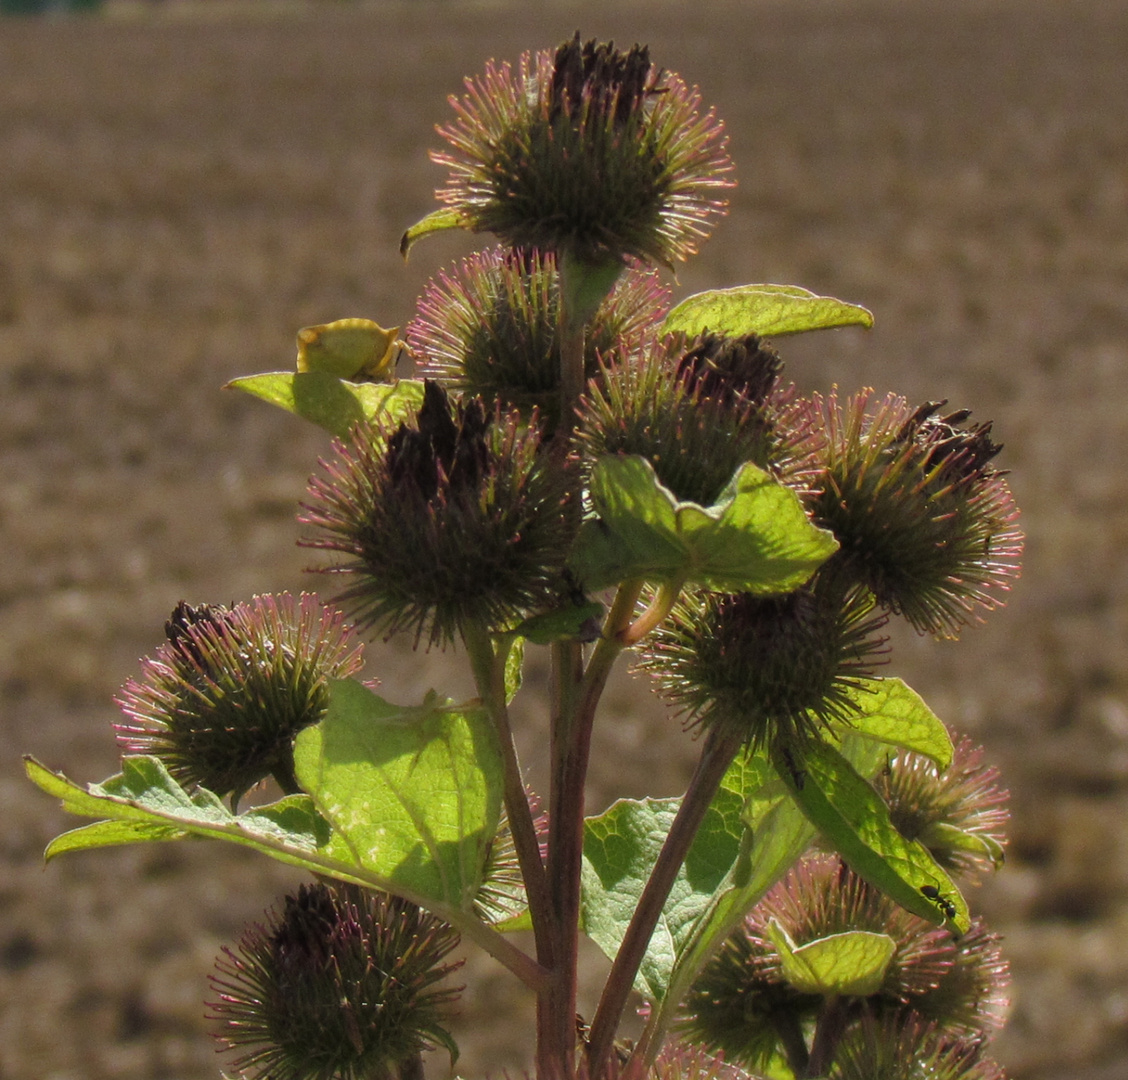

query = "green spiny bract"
[808,392,1022,638]
[301,380,575,646]
[878,736,1010,881]
[114,593,363,808]
[580,332,819,508]
[408,247,668,429]
[642,581,888,751]
[430,34,732,269]
[209,883,463,1080]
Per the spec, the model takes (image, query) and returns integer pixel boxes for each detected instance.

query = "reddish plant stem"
[536,253,627,1080]
[537,584,641,1080]
[805,996,850,1078]
[539,638,587,1080]
[464,626,554,967]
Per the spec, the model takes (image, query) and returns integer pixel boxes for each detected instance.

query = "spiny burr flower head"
[809,391,1022,638]
[647,1043,757,1080]
[828,1016,1006,1080]
[407,247,668,426]
[209,883,462,1080]
[679,906,819,1071]
[115,594,364,808]
[301,380,575,646]
[642,581,888,751]
[581,332,821,507]
[885,919,1010,1037]
[430,34,732,267]
[876,736,1009,882]
[683,857,1009,1070]
[747,857,957,1005]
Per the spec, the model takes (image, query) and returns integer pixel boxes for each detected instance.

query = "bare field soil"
[2,2,1128,1077]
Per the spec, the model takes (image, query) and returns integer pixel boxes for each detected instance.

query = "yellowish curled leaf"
[296,318,400,381]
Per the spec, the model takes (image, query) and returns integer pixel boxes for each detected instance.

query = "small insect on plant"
[921,883,960,922]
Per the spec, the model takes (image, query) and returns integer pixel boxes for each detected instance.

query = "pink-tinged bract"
[878,735,1010,882]
[115,593,364,808]
[408,247,668,427]
[209,883,462,1080]
[809,391,1022,638]
[431,36,732,268]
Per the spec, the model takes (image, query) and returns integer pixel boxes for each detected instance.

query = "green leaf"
[767,920,896,997]
[512,601,604,645]
[26,753,544,987]
[778,740,969,934]
[571,456,837,592]
[581,796,682,1000]
[632,726,903,1069]
[399,206,472,259]
[45,818,184,857]
[832,679,953,769]
[922,821,1006,870]
[620,752,818,1064]
[27,754,349,870]
[503,637,524,704]
[662,284,874,339]
[225,372,425,439]
[660,764,816,992]
[293,679,504,909]
[580,749,811,1004]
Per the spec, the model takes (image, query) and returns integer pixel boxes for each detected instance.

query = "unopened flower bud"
[209,883,462,1080]
[643,582,887,751]
[809,391,1022,637]
[581,333,818,508]
[407,247,667,427]
[877,736,1009,882]
[115,594,364,808]
[425,35,732,268]
[302,381,574,645]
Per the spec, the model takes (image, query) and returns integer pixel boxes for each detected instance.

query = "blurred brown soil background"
[2,1,1127,1077]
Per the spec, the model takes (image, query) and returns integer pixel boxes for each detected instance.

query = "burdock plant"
[26,33,1019,1080]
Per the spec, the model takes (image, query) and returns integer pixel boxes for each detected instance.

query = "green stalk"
[556,251,621,438]
[622,577,686,646]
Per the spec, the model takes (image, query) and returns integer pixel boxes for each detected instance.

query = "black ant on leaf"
[920,883,958,921]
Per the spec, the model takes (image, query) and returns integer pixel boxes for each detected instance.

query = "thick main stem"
[535,251,625,1080]
[535,257,593,1080]
[586,726,744,1078]
[539,639,587,1080]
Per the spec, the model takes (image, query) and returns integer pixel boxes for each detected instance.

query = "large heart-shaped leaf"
[294,679,504,909]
